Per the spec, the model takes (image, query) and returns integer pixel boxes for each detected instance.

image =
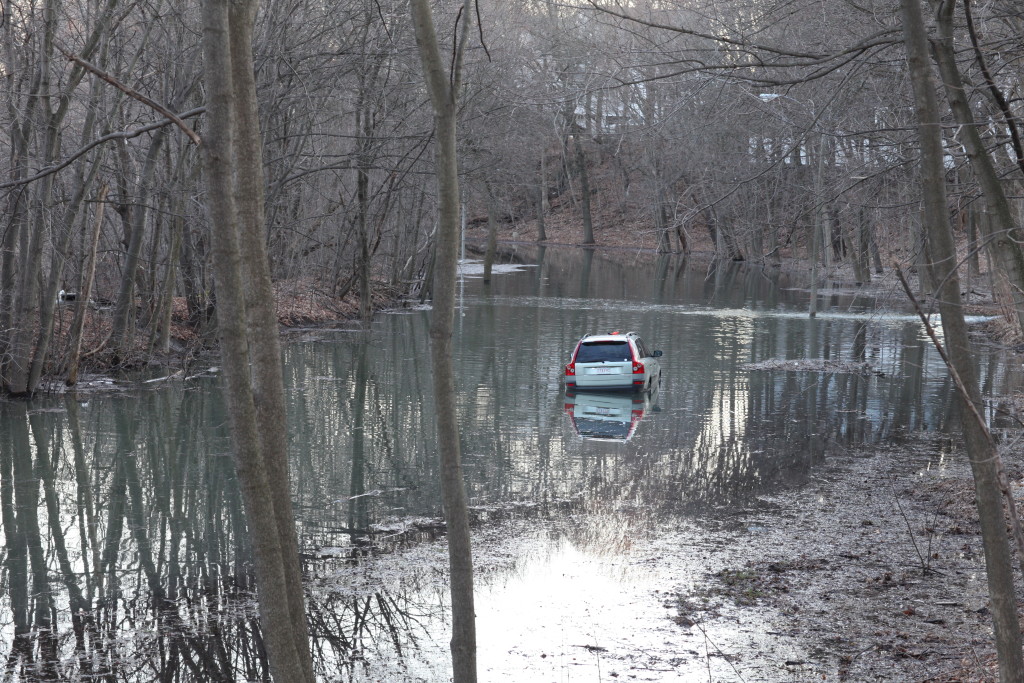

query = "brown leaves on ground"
[47,278,386,376]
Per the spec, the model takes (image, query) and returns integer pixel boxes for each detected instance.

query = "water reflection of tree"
[4,403,59,679]
[0,393,280,681]
[306,585,440,679]
[1,386,433,683]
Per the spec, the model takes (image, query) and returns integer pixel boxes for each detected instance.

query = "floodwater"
[1,247,1020,681]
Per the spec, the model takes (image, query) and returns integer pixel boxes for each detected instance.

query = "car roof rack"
[580,330,640,339]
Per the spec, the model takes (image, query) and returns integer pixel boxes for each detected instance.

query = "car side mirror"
[653,350,663,357]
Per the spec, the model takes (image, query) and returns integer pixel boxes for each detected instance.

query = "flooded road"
[1,247,1019,680]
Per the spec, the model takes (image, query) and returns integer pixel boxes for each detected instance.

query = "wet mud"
[660,437,1003,682]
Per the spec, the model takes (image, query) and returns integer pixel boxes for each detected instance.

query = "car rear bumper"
[568,378,645,391]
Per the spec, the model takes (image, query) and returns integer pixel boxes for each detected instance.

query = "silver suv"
[564,331,663,392]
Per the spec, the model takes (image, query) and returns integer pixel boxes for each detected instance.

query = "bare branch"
[475,0,490,61]
[587,0,900,65]
[451,5,465,89]
[58,45,202,145]
[0,108,205,190]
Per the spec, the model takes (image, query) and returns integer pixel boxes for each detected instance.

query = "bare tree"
[901,0,1023,680]
[929,0,1024,336]
[201,1,314,681]
[409,0,477,680]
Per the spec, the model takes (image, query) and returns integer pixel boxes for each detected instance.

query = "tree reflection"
[306,587,439,678]
[0,395,271,682]
[0,373,464,682]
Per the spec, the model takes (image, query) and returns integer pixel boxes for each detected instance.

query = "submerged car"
[563,387,660,442]
[564,331,663,392]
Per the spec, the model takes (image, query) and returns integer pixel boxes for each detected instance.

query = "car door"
[636,337,660,382]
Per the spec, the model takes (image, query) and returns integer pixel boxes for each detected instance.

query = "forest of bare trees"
[0,0,1021,392]
[5,2,1024,681]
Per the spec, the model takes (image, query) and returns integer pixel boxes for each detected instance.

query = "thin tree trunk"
[67,184,109,385]
[854,207,871,285]
[572,126,595,245]
[110,129,167,361]
[967,205,980,293]
[810,134,824,317]
[536,154,547,242]
[930,0,1024,337]
[356,87,373,322]
[901,2,1024,681]
[483,191,497,283]
[409,1,477,680]
[152,207,182,355]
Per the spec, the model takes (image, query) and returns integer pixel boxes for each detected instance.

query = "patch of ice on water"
[457,258,535,277]
[743,358,881,375]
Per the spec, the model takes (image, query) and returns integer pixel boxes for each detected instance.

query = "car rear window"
[576,341,632,363]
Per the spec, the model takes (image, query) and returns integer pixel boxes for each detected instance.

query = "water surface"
[1,247,1017,681]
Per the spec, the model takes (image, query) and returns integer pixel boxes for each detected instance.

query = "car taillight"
[632,360,644,374]
[565,363,576,376]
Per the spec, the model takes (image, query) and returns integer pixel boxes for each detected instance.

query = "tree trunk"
[110,129,167,362]
[201,2,315,681]
[233,0,315,674]
[572,126,595,245]
[409,1,478,680]
[901,2,1024,681]
[4,0,59,395]
[356,89,373,323]
[483,191,497,283]
[853,207,871,285]
[151,204,182,355]
[67,185,109,385]
[930,0,1024,337]
[536,154,547,242]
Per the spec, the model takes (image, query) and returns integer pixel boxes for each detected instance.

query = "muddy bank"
[660,436,1006,682]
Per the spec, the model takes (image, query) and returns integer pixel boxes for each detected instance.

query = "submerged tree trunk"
[483,191,497,283]
[901,1,1024,681]
[409,0,478,680]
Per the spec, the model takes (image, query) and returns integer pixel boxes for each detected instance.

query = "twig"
[888,473,930,574]
[474,0,490,60]
[690,614,747,683]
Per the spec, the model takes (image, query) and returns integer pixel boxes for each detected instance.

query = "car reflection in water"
[563,385,661,442]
